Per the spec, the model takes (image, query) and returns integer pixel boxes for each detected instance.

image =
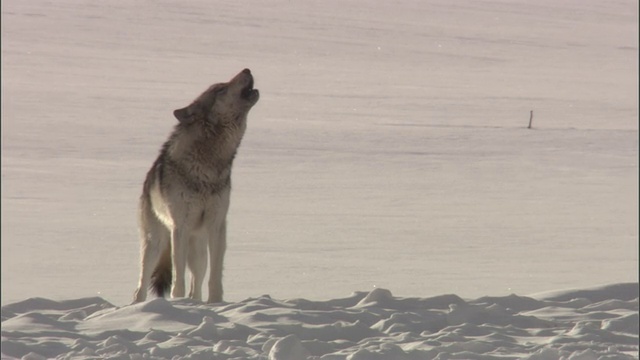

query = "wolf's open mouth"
[240,78,256,100]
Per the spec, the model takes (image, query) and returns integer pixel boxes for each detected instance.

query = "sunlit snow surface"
[2,284,638,359]
[1,0,638,357]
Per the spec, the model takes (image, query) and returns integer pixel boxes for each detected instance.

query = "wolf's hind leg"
[170,225,191,299]
[133,207,170,303]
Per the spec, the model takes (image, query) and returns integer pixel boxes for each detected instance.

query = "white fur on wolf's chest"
[149,179,230,232]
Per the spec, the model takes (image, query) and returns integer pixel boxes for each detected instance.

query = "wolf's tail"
[150,244,172,297]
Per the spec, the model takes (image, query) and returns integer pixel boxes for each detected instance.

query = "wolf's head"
[173,69,259,127]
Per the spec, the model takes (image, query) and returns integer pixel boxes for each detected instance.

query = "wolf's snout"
[237,69,259,104]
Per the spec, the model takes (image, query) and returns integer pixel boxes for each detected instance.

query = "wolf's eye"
[215,87,228,96]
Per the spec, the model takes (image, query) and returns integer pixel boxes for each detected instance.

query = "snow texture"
[1,0,638,358]
[1,284,639,359]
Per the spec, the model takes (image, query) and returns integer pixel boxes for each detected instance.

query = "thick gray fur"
[133,69,259,303]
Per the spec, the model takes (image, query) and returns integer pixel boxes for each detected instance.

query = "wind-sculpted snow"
[2,284,637,359]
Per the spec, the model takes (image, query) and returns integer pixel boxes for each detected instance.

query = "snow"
[1,284,638,359]
[1,0,638,358]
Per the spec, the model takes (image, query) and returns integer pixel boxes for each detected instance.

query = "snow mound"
[2,284,638,359]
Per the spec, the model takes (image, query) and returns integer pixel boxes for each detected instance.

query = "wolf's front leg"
[170,227,189,298]
[208,220,227,303]
[188,236,208,301]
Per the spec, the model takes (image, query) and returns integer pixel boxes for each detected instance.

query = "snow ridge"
[2,283,638,359]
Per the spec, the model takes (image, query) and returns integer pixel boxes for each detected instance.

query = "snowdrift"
[2,283,638,359]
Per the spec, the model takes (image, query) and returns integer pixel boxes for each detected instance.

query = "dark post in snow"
[528,110,533,129]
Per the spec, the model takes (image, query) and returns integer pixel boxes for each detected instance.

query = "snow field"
[2,283,638,359]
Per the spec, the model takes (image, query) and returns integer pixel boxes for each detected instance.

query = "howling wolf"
[133,69,259,303]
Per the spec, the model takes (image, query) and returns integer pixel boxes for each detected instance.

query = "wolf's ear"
[173,105,199,124]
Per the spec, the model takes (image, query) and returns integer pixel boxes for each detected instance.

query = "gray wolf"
[133,69,259,303]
